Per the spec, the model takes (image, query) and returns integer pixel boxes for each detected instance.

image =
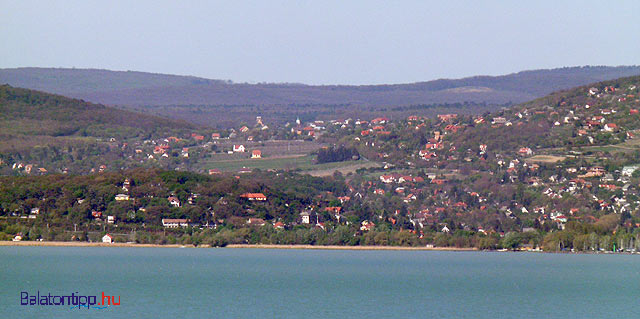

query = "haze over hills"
[1,66,639,127]
[1,66,639,106]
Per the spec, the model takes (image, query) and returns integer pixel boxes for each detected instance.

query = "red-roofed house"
[240,193,267,201]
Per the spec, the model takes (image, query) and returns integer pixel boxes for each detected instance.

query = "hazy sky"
[1,1,638,84]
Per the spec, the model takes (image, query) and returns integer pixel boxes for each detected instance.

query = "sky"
[1,1,639,85]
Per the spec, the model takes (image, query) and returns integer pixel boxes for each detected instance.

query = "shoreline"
[0,241,475,251]
[2,241,636,254]
[0,241,198,248]
[226,244,477,251]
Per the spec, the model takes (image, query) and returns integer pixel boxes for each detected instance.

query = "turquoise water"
[1,247,638,318]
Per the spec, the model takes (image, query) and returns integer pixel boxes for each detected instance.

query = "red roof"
[240,193,267,200]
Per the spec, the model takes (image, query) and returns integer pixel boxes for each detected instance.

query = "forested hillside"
[0,85,195,173]
[2,66,639,126]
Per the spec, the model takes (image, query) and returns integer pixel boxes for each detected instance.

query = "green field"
[204,155,380,176]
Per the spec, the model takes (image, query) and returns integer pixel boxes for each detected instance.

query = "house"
[239,193,267,201]
[603,123,618,132]
[107,216,115,224]
[622,165,639,177]
[211,133,221,139]
[168,196,180,207]
[91,211,102,219]
[273,221,285,230]
[251,150,262,159]
[371,117,389,124]
[380,175,395,183]
[12,234,22,242]
[360,220,375,231]
[246,218,266,226]
[208,169,221,175]
[337,196,351,203]
[115,194,130,201]
[123,178,131,191]
[102,234,113,244]
[233,145,245,152]
[441,225,450,233]
[437,114,458,122]
[492,117,507,125]
[162,219,191,228]
[518,147,533,156]
[300,211,311,224]
[30,208,40,215]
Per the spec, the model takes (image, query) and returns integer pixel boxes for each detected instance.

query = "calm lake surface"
[1,247,638,318]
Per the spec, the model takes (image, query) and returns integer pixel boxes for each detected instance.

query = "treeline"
[316,145,359,164]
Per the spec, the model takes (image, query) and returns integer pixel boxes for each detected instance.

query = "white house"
[233,145,245,152]
[162,218,190,228]
[115,194,130,201]
[622,165,639,177]
[102,234,113,243]
[168,196,180,207]
[107,215,115,224]
[300,211,311,224]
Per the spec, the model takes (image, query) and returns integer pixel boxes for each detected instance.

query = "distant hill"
[0,84,194,138]
[0,85,195,172]
[1,66,639,126]
[1,66,639,106]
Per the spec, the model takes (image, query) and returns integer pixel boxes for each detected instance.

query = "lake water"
[1,247,638,318]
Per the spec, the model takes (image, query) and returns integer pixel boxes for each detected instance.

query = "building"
[246,218,266,226]
[251,150,262,159]
[102,234,113,243]
[168,196,180,207]
[300,211,311,224]
[115,194,130,201]
[161,219,191,228]
[239,193,267,201]
[622,165,639,177]
[233,145,245,153]
[107,216,115,224]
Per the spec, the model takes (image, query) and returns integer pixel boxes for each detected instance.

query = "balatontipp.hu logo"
[21,291,121,310]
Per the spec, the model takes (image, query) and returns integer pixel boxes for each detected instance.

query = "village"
[2,78,640,251]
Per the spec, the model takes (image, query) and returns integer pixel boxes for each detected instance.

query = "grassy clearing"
[204,154,381,175]
[525,155,566,163]
[303,160,381,177]
[205,155,313,171]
